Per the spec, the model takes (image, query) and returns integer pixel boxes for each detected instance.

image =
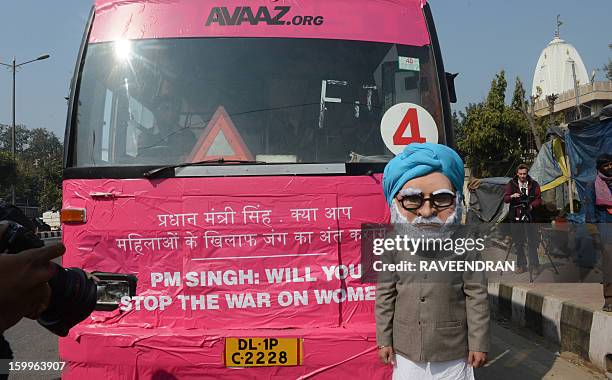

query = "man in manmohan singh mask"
[375,143,490,380]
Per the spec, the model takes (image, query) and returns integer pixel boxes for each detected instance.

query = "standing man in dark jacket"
[503,164,542,274]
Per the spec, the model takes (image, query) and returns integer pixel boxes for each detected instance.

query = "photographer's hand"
[510,193,521,199]
[0,233,65,332]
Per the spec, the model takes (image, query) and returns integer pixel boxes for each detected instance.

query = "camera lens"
[37,264,97,337]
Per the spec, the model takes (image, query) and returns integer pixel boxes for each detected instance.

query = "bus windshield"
[73,37,442,167]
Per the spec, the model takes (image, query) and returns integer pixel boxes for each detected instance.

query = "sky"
[0,0,610,141]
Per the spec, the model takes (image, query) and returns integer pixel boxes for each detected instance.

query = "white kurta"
[393,354,475,380]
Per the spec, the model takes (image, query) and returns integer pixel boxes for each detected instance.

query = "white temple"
[531,17,589,98]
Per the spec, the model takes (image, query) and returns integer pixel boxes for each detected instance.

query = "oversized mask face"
[391,172,459,226]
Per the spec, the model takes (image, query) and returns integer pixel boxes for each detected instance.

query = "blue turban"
[383,143,465,206]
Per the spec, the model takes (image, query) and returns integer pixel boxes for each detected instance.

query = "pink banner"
[91,0,430,46]
[60,175,390,378]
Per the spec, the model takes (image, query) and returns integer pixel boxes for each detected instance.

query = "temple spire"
[555,14,563,38]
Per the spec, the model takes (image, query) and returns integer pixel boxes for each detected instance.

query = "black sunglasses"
[396,192,455,211]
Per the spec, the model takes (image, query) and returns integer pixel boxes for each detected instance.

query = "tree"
[0,124,63,210]
[456,71,531,178]
[20,128,63,210]
[0,124,30,153]
[603,44,612,81]
[0,151,16,189]
[605,60,612,81]
[511,77,542,150]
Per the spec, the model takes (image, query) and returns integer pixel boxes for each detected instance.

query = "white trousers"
[393,354,475,380]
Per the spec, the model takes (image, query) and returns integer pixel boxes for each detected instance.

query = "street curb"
[488,283,612,375]
[37,231,62,239]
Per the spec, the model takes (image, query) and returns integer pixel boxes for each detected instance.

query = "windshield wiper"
[143,158,266,179]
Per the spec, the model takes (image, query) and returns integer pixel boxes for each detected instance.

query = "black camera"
[0,221,136,337]
[515,188,532,222]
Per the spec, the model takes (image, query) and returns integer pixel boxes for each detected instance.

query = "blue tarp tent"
[529,104,611,223]
[566,105,612,222]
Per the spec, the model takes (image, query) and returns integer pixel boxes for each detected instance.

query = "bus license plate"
[224,338,303,367]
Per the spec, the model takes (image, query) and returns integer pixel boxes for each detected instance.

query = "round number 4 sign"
[380,103,438,155]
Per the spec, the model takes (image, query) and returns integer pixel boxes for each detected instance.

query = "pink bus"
[60,0,456,378]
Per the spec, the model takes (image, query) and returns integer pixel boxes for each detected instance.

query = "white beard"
[390,200,410,224]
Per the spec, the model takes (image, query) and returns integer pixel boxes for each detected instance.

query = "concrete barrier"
[590,311,612,374]
[36,230,62,239]
[489,283,612,376]
[541,295,563,345]
[511,286,528,327]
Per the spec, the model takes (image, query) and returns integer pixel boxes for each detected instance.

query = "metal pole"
[566,153,574,214]
[524,95,542,151]
[10,58,16,205]
[570,59,582,119]
[545,94,571,212]
[546,94,558,129]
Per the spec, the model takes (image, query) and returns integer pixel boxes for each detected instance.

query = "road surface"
[5,320,605,379]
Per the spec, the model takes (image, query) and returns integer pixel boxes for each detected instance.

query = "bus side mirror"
[446,72,458,104]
